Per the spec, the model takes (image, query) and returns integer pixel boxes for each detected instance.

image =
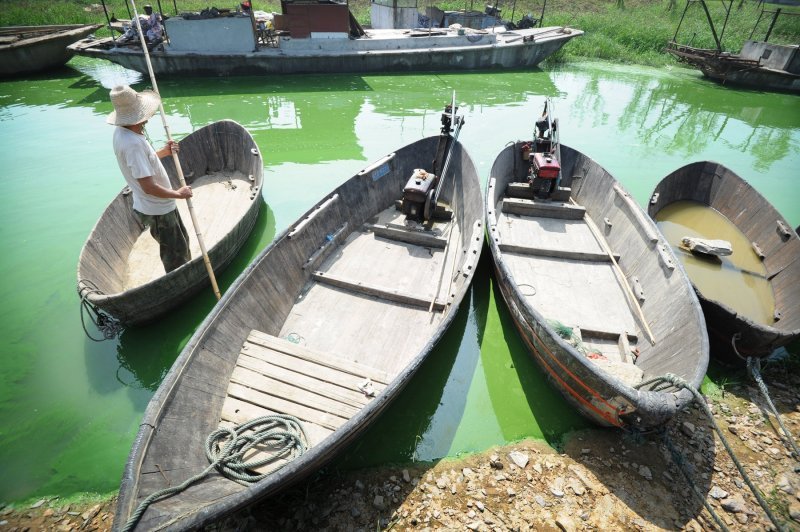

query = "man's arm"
[137,176,193,199]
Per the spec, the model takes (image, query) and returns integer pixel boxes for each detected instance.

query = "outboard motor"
[529,151,561,198]
[402,99,463,222]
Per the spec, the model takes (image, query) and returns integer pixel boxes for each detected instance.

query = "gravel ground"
[2,360,798,532]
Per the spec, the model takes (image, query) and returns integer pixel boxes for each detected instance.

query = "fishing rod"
[129,0,222,300]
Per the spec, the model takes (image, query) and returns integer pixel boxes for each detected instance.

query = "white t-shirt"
[112,126,176,215]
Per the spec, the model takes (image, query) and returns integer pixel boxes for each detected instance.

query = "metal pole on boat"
[99,0,116,43]
[129,0,223,301]
[539,0,546,27]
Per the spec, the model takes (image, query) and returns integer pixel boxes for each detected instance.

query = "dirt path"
[2,362,798,531]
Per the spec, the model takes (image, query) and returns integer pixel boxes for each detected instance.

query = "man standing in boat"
[107,85,193,273]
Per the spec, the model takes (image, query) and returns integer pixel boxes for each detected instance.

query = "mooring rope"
[745,356,800,460]
[123,414,307,532]
[78,282,123,341]
[636,373,784,530]
[660,429,729,532]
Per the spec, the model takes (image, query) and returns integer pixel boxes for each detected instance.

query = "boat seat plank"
[312,270,446,311]
[502,198,586,219]
[247,330,391,385]
[366,223,447,248]
[499,242,618,263]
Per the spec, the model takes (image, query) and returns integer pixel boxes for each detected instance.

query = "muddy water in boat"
[0,58,797,503]
[655,201,775,326]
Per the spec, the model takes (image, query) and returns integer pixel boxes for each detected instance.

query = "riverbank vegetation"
[1,0,798,67]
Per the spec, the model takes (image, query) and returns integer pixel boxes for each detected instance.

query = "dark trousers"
[134,208,191,272]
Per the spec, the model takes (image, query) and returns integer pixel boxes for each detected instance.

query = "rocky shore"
[2,361,798,532]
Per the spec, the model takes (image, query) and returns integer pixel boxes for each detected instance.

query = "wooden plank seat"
[219,330,390,473]
[502,197,586,219]
[498,242,619,263]
[312,270,447,311]
[365,222,448,249]
[506,182,572,202]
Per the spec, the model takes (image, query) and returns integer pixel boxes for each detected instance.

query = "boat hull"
[648,161,800,361]
[77,120,264,325]
[0,24,101,77]
[486,142,708,430]
[667,41,800,94]
[70,26,581,76]
[113,134,483,530]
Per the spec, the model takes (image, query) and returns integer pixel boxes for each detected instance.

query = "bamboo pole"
[130,0,221,300]
[572,199,656,345]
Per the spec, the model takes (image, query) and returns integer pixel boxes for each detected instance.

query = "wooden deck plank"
[366,223,447,248]
[236,352,373,408]
[226,381,347,431]
[498,242,617,263]
[241,342,387,395]
[312,270,446,311]
[230,365,361,418]
[247,330,391,385]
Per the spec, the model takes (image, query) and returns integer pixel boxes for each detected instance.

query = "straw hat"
[106,85,161,126]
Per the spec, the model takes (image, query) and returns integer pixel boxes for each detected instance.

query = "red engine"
[532,152,560,179]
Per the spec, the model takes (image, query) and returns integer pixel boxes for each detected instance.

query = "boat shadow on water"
[83,199,274,400]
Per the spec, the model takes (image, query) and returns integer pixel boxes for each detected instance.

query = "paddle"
[129,0,221,300]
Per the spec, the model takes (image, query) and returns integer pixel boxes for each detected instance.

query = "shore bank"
[3,356,798,531]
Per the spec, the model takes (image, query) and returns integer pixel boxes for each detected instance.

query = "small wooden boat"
[485,101,708,430]
[648,161,800,361]
[78,120,263,326]
[0,24,102,77]
[113,105,483,530]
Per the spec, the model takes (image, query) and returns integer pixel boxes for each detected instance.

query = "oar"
[129,0,221,300]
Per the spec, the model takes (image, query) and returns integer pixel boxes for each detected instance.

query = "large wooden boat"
[666,0,799,93]
[485,103,708,429]
[0,24,102,77]
[68,1,581,77]
[113,105,483,530]
[78,120,263,326]
[648,161,800,361]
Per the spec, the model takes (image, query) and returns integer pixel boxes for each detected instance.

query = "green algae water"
[0,59,798,503]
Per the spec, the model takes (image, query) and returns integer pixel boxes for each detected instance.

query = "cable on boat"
[78,280,123,341]
[635,373,785,530]
[123,414,308,532]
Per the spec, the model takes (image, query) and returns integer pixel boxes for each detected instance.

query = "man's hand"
[156,140,179,158]
[175,185,193,199]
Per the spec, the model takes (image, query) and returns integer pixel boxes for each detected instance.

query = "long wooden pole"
[572,199,656,345]
[130,0,221,300]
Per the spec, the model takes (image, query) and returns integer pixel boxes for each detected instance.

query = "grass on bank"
[1,0,798,67]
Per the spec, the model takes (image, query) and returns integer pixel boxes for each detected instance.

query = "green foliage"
[1,0,797,67]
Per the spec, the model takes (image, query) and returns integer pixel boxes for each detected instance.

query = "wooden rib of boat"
[485,104,708,429]
[0,24,102,77]
[77,120,263,326]
[113,107,483,531]
[648,161,800,360]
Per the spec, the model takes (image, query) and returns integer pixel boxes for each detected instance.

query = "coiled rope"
[730,334,800,461]
[78,281,123,341]
[123,414,307,532]
[635,373,784,530]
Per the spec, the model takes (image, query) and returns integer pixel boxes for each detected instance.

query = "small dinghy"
[78,120,263,327]
[485,100,708,430]
[113,103,483,530]
[649,161,800,360]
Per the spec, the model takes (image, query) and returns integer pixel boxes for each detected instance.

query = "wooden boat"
[77,120,263,326]
[68,1,582,77]
[0,24,102,77]
[485,101,708,430]
[666,0,799,93]
[648,161,800,361]
[113,105,483,530]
